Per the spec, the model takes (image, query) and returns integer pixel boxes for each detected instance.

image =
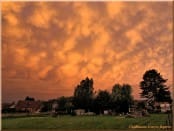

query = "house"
[104,110,109,115]
[74,109,85,115]
[103,110,112,115]
[154,102,171,113]
[130,99,171,113]
[2,102,16,113]
[15,100,42,113]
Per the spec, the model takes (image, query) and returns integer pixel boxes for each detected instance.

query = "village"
[2,69,173,131]
[2,69,173,130]
[2,96,172,117]
[2,1,173,130]
[2,69,173,122]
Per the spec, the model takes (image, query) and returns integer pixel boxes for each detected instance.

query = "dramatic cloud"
[2,2,173,102]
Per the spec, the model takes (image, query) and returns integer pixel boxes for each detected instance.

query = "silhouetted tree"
[64,97,74,114]
[120,84,133,113]
[58,96,73,114]
[25,96,35,101]
[111,84,133,113]
[95,90,111,114]
[58,96,67,111]
[40,99,57,112]
[73,77,94,111]
[140,69,172,103]
[111,84,122,112]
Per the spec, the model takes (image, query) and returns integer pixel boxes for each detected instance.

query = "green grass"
[2,114,170,130]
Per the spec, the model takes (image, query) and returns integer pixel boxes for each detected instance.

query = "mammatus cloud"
[2,2,173,102]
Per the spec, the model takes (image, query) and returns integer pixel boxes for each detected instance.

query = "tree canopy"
[111,84,133,113]
[73,77,94,111]
[140,69,172,103]
[94,90,111,113]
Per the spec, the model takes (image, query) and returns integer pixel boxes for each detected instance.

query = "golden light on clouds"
[2,2,173,102]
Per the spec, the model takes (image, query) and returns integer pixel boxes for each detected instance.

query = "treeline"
[41,69,172,114]
[73,77,133,114]
[3,69,171,115]
[41,77,133,114]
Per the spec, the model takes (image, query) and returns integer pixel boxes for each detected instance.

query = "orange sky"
[2,2,173,103]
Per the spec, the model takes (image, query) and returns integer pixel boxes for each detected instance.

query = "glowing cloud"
[2,2,173,102]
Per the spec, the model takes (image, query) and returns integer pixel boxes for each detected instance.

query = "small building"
[104,110,109,115]
[74,109,85,115]
[103,110,112,115]
[15,100,42,113]
[154,102,171,113]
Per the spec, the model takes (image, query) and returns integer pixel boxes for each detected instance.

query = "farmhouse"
[15,100,42,113]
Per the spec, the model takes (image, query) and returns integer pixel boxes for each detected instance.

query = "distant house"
[154,102,171,113]
[103,110,112,115]
[2,102,16,113]
[104,110,109,115]
[15,100,42,113]
[130,100,171,113]
[74,109,85,115]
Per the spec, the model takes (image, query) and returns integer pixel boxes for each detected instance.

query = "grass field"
[2,114,170,130]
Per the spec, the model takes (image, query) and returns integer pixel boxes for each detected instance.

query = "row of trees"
[2,69,171,114]
[73,77,133,114]
[41,79,133,114]
[41,69,172,114]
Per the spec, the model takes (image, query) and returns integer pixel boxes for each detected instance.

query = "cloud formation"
[2,2,173,102]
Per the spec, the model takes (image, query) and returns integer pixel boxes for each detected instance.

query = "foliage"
[140,69,172,103]
[111,84,133,113]
[25,96,35,101]
[94,90,111,113]
[58,96,67,111]
[73,77,94,111]
[40,99,57,112]
[58,96,73,114]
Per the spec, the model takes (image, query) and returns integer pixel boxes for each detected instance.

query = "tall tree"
[73,77,94,111]
[95,90,111,114]
[140,69,172,103]
[57,96,73,114]
[111,84,122,112]
[121,84,133,102]
[111,84,133,113]
[58,96,67,111]
[120,84,133,113]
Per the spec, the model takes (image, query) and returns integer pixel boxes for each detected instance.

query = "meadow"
[2,114,170,130]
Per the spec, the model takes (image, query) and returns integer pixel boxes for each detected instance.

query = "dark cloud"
[2,2,173,102]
